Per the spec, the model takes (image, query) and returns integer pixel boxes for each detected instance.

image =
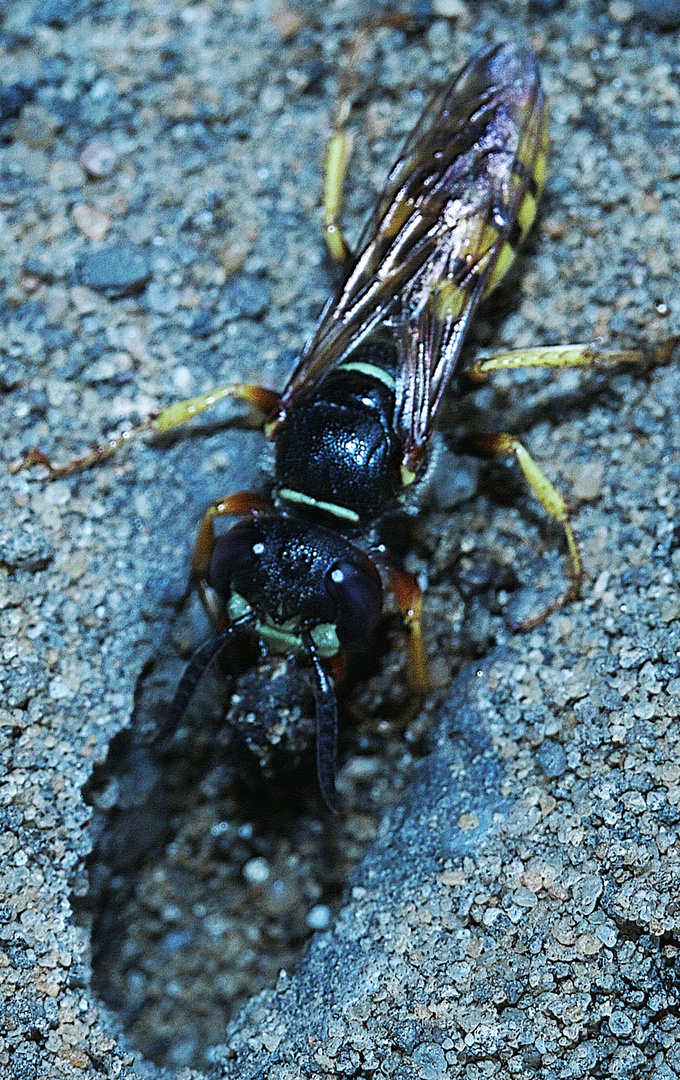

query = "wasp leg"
[465,433,583,630]
[9,426,154,478]
[383,565,428,694]
[323,98,355,266]
[322,23,384,267]
[324,13,449,268]
[191,490,275,622]
[10,383,280,478]
[465,342,671,384]
[153,382,279,433]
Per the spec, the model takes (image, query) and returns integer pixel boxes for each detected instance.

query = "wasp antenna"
[306,635,340,815]
[154,626,237,750]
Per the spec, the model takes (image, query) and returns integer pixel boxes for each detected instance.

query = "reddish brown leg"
[191,491,275,622]
[384,565,427,695]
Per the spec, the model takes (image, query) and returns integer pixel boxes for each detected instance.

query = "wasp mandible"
[16,43,654,810]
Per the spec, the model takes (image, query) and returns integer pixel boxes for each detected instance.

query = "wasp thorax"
[275,357,402,524]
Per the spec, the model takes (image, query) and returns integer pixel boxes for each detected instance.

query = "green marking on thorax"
[338,359,396,391]
[278,487,360,523]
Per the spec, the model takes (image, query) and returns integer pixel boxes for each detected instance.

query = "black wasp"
[17,44,650,810]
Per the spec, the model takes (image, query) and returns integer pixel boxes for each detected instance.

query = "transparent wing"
[272,43,547,476]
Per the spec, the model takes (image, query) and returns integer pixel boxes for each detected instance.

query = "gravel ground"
[2,1,680,1078]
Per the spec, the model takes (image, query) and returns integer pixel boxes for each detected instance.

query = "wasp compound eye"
[208,521,265,599]
[325,558,382,644]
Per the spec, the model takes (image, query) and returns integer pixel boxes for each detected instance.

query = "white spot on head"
[252,542,265,555]
[331,567,345,584]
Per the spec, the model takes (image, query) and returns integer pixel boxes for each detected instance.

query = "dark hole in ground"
[76,601,430,1073]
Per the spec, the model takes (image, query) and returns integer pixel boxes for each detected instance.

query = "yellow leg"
[466,341,672,383]
[322,25,381,268]
[10,383,279,478]
[323,103,354,266]
[469,433,584,630]
[323,11,463,268]
[153,382,279,433]
[461,338,676,624]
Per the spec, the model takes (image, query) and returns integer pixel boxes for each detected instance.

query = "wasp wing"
[274,43,546,477]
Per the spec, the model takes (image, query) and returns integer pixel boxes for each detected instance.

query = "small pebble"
[71,204,111,241]
[433,451,479,510]
[48,677,71,700]
[413,1042,447,1080]
[609,0,634,19]
[13,103,60,149]
[78,246,151,297]
[48,159,85,190]
[219,239,251,276]
[190,310,215,337]
[0,82,35,123]
[79,139,118,179]
[576,933,603,956]
[271,6,304,40]
[457,812,479,831]
[634,0,680,25]
[432,0,468,16]
[608,1010,634,1036]
[242,857,270,886]
[70,285,99,314]
[118,324,151,364]
[572,459,604,502]
[306,905,331,930]
[219,275,270,321]
[145,282,180,315]
[536,740,567,779]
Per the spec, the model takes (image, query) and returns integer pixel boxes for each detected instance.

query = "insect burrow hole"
[73,593,428,1072]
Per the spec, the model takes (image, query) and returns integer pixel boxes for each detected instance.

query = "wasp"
[15,43,655,810]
